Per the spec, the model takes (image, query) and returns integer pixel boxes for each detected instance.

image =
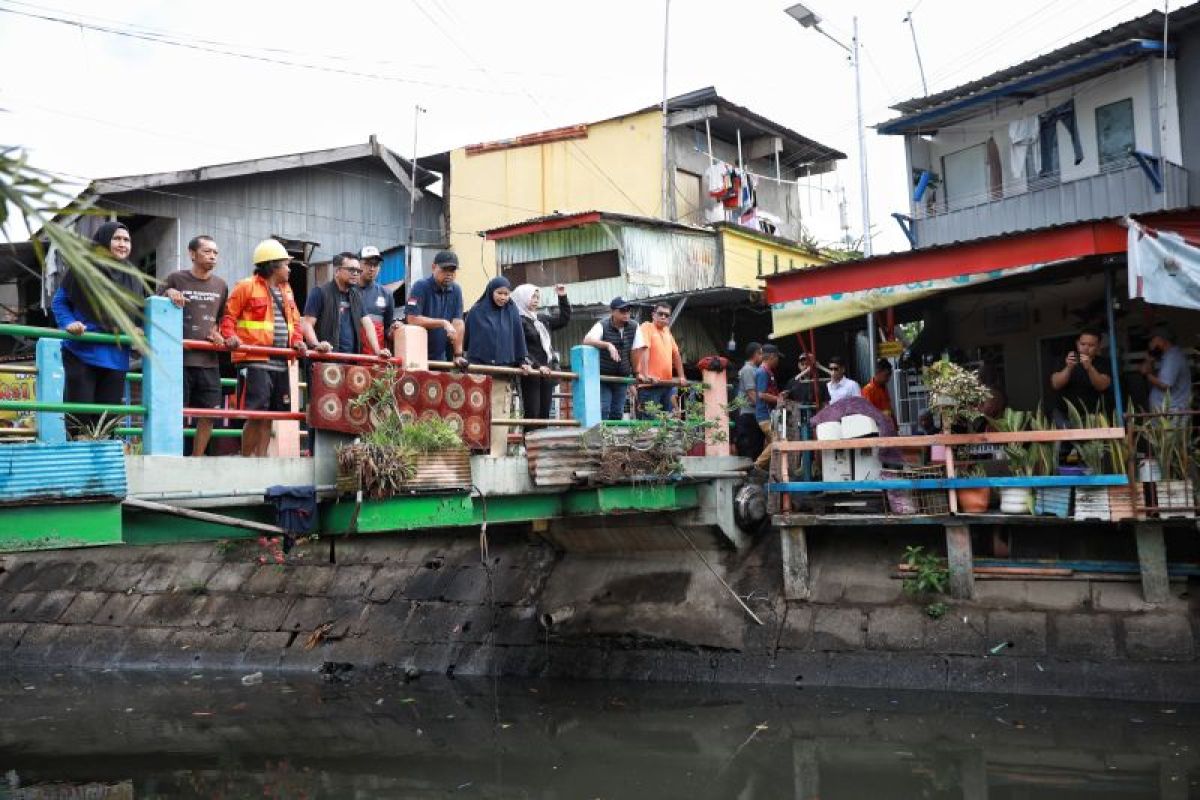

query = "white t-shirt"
[826,376,862,404]
[585,322,604,341]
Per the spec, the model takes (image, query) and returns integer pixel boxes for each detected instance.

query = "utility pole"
[405,104,427,303]
[660,0,673,221]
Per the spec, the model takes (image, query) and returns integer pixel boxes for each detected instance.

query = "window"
[1096,98,1135,170]
[942,144,987,211]
[503,250,620,285]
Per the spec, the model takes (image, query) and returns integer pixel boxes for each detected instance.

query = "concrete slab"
[205,563,256,593]
[924,614,987,655]
[777,605,814,651]
[812,608,866,651]
[1052,613,1117,660]
[1123,614,1195,661]
[866,606,926,651]
[986,611,1048,657]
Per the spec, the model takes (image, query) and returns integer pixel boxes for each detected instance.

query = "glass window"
[1096,98,1135,170]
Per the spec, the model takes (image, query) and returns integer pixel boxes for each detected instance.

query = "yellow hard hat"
[252,239,291,265]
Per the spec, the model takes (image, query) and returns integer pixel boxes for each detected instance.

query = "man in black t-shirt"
[1050,327,1112,421]
[161,235,228,456]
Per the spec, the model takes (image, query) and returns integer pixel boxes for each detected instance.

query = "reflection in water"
[0,670,1196,799]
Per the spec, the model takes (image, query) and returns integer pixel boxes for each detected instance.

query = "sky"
[0,0,1176,253]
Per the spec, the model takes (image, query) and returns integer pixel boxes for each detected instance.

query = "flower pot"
[955,486,990,513]
[1137,458,1162,483]
[1073,486,1110,522]
[1154,479,1195,519]
[1108,483,1137,521]
[1034,486,1071,518]
[999,487,1032,515]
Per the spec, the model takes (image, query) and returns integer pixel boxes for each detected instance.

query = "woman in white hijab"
[511,282,572,419]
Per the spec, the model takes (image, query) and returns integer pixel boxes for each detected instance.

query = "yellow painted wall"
[448,109,664,300]
[719,228,827,291]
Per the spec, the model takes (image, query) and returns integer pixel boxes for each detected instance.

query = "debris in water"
[375,698,384,706]
[989,641,1013,655]
[191,711,213,717]
[241,672,263,686]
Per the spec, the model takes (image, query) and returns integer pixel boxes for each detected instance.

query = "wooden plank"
[768,475,1129,492]
[780,525,810,600]
[1134,522,1170,603]
[944,523,974,599]
[772,427,1127,453]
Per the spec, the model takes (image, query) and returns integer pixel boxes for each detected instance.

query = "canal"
[1,670,1195,798]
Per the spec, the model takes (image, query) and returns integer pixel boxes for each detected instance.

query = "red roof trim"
[485,212,604,241]
[764,221,1128,304]
[466,124,589,157]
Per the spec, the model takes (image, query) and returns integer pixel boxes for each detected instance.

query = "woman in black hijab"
[463,276,531,370]
[50,221,146,436]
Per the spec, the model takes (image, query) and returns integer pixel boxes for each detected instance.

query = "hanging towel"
[1040,99,1084,167]
[705,162,727,197]
[1008,116,1040,180]
[264,485,317,553]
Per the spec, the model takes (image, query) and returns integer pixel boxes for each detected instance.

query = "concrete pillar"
[702,367,730,457]
[142,296,183,456]
[34,338,66,444]
[393,324,428,371]
[781,525,811,601]
[945,523,975,600]
[1135,522,1170,603]
[570,344,600,428]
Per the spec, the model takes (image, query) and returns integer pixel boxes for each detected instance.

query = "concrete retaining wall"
[0,528,1196,701]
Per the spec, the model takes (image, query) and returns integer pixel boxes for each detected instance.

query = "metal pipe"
[660,0,673,220]
[1105,268,1125,425]
[115,427,245,438]
[427,359,577,380]
[184,338,402,366]
[0,364,36,374]
[0,400,145,415]
[0,323,130,345]
[491,418,581,427]
[183,408,306,421]
[132,485,337,502]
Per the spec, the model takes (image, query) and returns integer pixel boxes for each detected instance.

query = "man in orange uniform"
[219,239,308,456]
[862,358,894,418]
[631,301,686,419]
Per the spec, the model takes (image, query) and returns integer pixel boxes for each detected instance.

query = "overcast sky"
[0,0,1174,253]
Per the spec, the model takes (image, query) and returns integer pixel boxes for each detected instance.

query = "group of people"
[50,226,697,456]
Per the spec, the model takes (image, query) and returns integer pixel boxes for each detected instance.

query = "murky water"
[0,670,1196,799]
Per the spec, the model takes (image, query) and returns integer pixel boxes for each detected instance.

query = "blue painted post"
[142,296,183,456]
[570,345,600,428]
[34,338,66,444]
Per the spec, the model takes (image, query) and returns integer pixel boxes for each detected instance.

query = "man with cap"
[734,342,765,461]
[752,344,782,471]
[357,245,399,357]
[1142,324,1191,412]
[219,239,307,457]
[406,250,465,363]
[583,296,638,420]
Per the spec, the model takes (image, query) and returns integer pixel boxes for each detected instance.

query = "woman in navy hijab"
[463,276,531,370]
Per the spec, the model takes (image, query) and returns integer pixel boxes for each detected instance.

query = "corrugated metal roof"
[883,4,1200,131]
[0,441,127,504]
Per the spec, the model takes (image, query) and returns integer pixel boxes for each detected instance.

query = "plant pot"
[1073,486,1110,521]
[1108,483,1137,521]
[1137,458,1162,483]
[955,486,990,513]
[1034,486,1071,518]
[1154,479,1195,519]
[999,487,1032,515]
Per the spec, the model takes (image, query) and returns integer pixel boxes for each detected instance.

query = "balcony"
[909,161,1188,249]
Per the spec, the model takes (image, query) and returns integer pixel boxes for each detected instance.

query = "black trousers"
[733,413,765,463]
[62,348,127,437]
[520,374,556,419]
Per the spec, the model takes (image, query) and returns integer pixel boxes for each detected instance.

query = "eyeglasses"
[653,311,670,318]
[344,268,363,275]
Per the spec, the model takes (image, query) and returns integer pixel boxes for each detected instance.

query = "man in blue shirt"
[1142,324,1192,412]
[357,245,399,357]
[301,252,370,354]
[753,344,781,471]
[405,250,465,363]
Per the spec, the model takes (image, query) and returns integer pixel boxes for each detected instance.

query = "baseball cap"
[761,344,780,356]
[609,296,632,310]
[433,250,459,269]
[359,245,382,261]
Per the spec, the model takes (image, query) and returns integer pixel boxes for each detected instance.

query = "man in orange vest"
[631,301,685,419]
[219,239,308,456]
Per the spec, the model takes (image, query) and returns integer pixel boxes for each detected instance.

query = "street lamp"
[785,3,876,365]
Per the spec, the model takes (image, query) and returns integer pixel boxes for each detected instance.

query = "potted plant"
[1141,411,1194,518]
[336,367,469,499]
[1108,420,1136,521]
[955,463,991,513]
[990,409,1034,514]
[1068,404,1113,521]
[1027,407,1070,518]
[921,358,992,430]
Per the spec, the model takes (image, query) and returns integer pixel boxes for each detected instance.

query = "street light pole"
[786,5,875,364]
[405,104,427,304]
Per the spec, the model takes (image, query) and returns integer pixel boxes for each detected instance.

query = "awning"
[1127,216,1200,310]
[770,262,1056,335]
[764,219,1129,336]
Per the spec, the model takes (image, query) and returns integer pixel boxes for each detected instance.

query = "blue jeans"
[637,385,676,419]
[599,381,628,421]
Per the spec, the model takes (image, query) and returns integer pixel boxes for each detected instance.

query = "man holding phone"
[1050,327,1112,418]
